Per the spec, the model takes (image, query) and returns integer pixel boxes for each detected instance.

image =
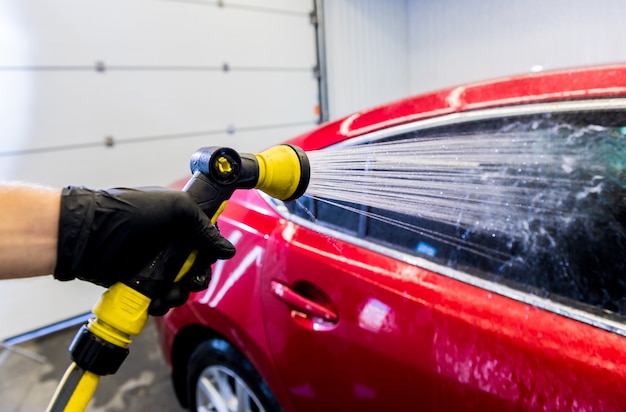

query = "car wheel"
[187,338,281,412]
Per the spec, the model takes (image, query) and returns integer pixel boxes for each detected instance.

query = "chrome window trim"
[265,98,626,336]
[334,98,626,148]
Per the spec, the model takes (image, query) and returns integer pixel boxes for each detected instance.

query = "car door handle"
[270,280,339,323]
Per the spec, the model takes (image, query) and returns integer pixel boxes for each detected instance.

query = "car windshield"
[287,108,626,320]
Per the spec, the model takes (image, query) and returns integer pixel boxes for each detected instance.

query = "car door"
[260,102,626,411]
[261,214,451,411]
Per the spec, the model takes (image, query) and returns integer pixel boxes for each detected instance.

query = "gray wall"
[323,0,626,120]
[409,0,626,93]
[323,0,410,120]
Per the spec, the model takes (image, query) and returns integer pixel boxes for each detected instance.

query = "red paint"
[157,63,626,411]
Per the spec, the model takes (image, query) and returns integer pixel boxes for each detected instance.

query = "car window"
[287,196,362,235]
[285,108,626,320]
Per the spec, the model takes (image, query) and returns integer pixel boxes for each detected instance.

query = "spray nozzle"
[185,144,310,219]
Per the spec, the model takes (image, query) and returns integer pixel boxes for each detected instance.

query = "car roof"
[288,63,626,151]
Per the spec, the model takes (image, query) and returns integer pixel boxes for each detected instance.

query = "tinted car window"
[287,197,362,235]
[286,109,626,318]
[316,199,361,234]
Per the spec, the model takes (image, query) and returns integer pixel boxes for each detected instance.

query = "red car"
[156,64,626,411]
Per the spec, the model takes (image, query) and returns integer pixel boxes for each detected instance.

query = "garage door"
[0,0,319,341]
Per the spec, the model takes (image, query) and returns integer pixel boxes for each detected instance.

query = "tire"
[187,338,282,412]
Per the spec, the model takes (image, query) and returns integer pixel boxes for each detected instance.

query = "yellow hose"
[46,255,197,411]
[46,362,99,412]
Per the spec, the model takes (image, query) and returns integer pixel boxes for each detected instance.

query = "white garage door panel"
[8,122,317,189]
[0,277,103,342]
[88,71,319,137]
[230,0,312,14]
[0,71,317,152]
[2,0,314,68]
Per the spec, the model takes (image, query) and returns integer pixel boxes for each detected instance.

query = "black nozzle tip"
[190,147,242,185]
[284,144,310,201]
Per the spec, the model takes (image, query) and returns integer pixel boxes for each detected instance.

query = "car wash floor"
[0,318,184,411]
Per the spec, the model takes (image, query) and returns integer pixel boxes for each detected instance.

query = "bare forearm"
[0,182,60,279]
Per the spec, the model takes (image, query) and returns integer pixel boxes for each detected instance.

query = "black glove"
[54,186,236,315]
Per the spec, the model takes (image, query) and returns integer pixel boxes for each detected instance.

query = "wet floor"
[0,318,184,412]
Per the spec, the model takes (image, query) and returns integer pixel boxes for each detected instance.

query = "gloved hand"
[54,186,236,315]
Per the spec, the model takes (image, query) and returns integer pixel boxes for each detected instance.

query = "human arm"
[0,183,236,314]
[0,182,60,278]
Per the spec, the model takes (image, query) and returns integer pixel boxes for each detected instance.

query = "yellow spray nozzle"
[255,144,310,201]
[187,144,310,218]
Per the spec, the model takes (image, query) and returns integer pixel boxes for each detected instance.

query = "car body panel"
[157,63,626,411]
[259,214,626,411]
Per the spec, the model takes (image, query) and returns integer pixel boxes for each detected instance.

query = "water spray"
[301,122,626,313]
